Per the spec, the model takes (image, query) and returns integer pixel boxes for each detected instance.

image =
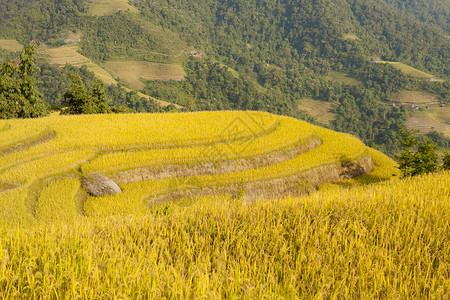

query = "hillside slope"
[0,0,448,154]
[0,111,398,226]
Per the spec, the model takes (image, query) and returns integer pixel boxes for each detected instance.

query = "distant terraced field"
[103,61,186,90]
[407,106,450,137]
[298,98,337,125]
[89,0,138,16]
[376,61,434,79]
[0,39,23,52]
[391,91,437,104]
[0,111,397,226]
[41,45,117,86]
[39,45,180,108]
[325,71,361,86]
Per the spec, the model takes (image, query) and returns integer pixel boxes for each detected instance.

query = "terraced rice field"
[90,0,138,16]
[41,45,117,86]
[407,106,450,137]
[325,71,361,86]
[376,61,434,79]
[391,91,437,104]
[103,61,186,90]
[0,39,23,52]
[297,98,337,125]
[39,45,179,107]
[0,111,394,226]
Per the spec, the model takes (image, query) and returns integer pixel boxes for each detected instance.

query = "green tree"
[0,44,48,119]
[443,152,450,171]
[396,129,439,177]
[63,74,110,114]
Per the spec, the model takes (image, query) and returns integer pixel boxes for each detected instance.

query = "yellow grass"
[90,0,139,16]
[376,61,434,78]
[0,171,448,298]
[0,39,23,52]
[103,61,186,90]
[391,90,437,103]
[298,98,337,125]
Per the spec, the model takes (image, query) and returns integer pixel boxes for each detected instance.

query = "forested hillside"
[0,0,448,154]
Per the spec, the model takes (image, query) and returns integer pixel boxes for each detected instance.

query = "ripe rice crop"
[1,111,396,224]
[0,171,448,298]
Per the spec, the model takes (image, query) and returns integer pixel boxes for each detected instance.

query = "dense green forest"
[0,0,448,154]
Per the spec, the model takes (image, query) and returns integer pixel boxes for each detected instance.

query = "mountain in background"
[0,0,448,154]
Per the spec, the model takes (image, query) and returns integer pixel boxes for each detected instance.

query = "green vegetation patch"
[0,39,23,52]
[376,61,434,79]
[298,98,337,125]
[90,0,138,16]
[103,61,186,90]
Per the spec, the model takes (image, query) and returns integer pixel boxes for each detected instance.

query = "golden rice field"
[1,111,448,298]
[0,39,23,52]
[0,171,448,298]
[0,111,396,226]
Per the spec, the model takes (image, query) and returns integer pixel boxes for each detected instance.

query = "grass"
[376,61,434,79]
[297,98,337,125]
[0,111,394,224]
[0,39,23,52]
[0,170,448,298]
[103,61,186,90]
[391,91,437,104]
[89,0,139,16]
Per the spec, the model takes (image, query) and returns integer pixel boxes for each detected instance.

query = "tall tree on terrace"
[63,74,110,114]
[0,44,48,119]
